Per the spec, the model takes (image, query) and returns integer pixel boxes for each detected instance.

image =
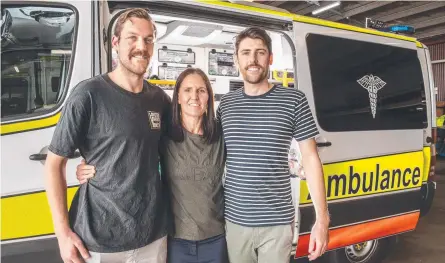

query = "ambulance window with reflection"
[306,34,427,132]
[1,5,76,120]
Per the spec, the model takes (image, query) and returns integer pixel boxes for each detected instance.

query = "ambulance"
[1,1,437,262]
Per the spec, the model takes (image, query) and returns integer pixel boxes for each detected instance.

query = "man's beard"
[243,66,269,84]
[118,51,149,77]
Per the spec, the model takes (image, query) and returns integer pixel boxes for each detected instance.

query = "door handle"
[316,142,332,147]
[29,153,47,161]
[29,151,81,161]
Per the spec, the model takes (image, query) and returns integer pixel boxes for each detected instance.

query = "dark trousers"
[167,234,229,263]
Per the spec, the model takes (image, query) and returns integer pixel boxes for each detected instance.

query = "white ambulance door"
[291,21,427,258]
[1,0,93,247]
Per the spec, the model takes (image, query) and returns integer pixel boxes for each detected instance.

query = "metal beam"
[305,0,320,6]
[291,1,338,15]
[264,1,288,7]
[240,1,291,12]
[329,1,394,22]
[416,26,445,40]
[432,59,445,64]
[322,2,363,20]
[372,2,428,21]
[328,9,364,27]
[377,2,445,22]
[408,10,445,24]
[413,15,445,30]
[287,2,312,13]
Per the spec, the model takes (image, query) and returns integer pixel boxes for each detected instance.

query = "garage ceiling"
[249,1,445,42]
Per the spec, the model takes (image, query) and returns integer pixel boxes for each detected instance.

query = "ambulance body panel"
[1,1,436,262]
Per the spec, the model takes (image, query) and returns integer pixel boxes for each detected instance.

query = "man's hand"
[308,219,329,261]
[58,229,90,263]
[76,159,95,184]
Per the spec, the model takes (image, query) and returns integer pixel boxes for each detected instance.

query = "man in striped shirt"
[217,27,330,262]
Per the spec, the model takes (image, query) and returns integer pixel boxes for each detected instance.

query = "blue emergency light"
[384,25,415,34]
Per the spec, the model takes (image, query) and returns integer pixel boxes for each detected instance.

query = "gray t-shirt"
[161,130,225,241]
[49,74,171,252]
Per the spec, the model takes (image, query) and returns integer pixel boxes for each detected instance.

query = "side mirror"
[1,9,13,42]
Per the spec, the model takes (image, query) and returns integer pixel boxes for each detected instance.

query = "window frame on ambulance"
[306,33,428,132]
[0,3,78,125]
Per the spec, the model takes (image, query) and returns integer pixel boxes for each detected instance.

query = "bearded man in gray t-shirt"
[45,8,171,263]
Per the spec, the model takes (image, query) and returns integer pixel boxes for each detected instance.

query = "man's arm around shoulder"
[45,151,90,263]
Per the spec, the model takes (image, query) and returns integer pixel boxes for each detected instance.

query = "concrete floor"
[382,161,445,263]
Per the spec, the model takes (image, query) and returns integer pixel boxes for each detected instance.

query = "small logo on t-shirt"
[148,111,161,129]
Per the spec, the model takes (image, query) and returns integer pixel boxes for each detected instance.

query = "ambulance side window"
[306,34,427,132]
[1,5,76,120]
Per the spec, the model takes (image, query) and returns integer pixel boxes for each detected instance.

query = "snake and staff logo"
[357,74,386,118]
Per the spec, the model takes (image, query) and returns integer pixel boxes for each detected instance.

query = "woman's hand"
[76,159,95,184]
[289,160,306,179]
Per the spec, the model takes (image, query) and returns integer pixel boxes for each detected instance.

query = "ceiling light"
[312,2,340,15]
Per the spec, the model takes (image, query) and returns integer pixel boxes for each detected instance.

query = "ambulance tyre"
[327,237,396,263]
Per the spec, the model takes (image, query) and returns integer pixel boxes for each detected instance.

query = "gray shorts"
[225,221,293,263]
[85,236,167,263]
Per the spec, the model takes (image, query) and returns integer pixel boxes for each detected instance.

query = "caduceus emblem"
[357,74,386,118]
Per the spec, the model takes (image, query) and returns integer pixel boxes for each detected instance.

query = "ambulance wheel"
[328,237,395,263]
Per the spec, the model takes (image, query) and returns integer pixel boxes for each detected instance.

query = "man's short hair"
[235,27,272,55]
[114,8,157,38]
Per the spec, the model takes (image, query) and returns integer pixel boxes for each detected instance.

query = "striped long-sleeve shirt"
[217,85,319,226]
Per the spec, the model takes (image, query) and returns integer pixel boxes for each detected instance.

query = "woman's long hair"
[169,68,219,144]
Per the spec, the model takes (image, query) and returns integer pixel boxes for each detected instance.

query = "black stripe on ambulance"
[299,188,420,234]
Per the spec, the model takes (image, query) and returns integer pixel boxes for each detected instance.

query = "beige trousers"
[85,236,167,263]
[225,221,293,263]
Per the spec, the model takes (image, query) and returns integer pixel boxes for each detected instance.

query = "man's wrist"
[315,212,330,226]
[55,224,72,238]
